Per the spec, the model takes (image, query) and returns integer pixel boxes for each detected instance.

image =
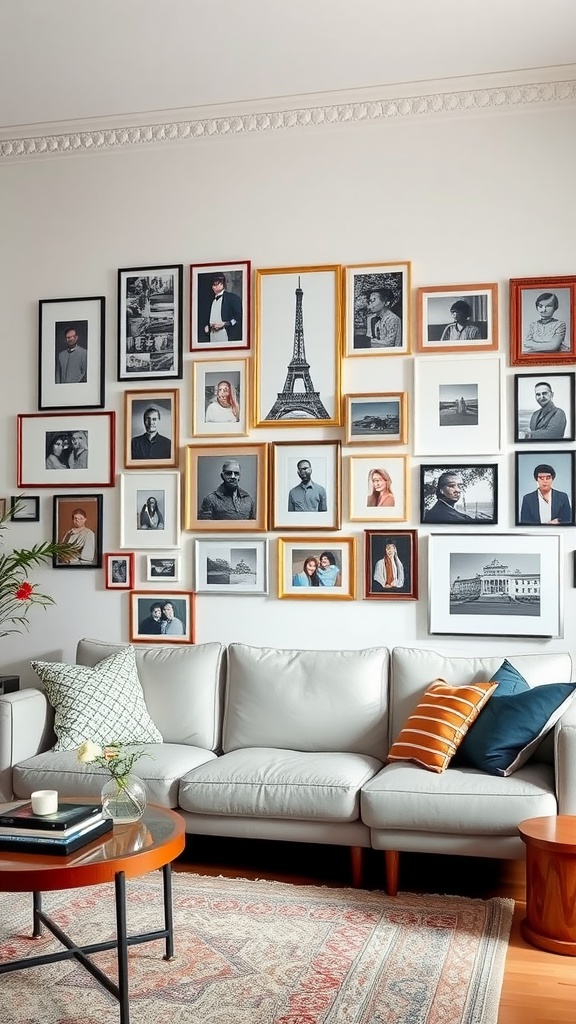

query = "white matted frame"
[416,283,498,354]
[39,296,105,409]
[17,412,115,488]
[184,444,268,532]
[145,554,180,582]
[348,455,408,523]
[120,471,181,549]
[345,392,408,445]
[428,533,563,638]
[344,262,411,356]
[192,359,249,437]
[271,440,341,531]
[130,591,195,644]
[194,537,268,594]
[414,356,502,456]
[278,536,356,600]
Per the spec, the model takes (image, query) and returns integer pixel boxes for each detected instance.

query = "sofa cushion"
[31,646,163,751]
[490,659,530,695]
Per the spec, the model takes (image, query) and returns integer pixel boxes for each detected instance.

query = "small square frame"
[38,296,105,409]
[344,262,411,356]
[10,496,40,522]
[416,283,498,353]
[145,555,180,583]
[364,529,418,600]
[52,493,103,568]
[515,451,575,527]
[345,392,408,445]
[117,264,183,380]
[18,412,115,488]
[510,276,576,366]
[414,356,502,456]
[513,372,575,443]
[130,591,195,644]
[194,537,269,594]
[184,444,268,532]
[192,359,249,437]
[124,388,179,469]
[278,536,356,599]
[420,463,498,525]
[104,552,134,590]
[190,260,250,351]
[271,440,341,531]
[120,471,181,549]
[348,455,408,523]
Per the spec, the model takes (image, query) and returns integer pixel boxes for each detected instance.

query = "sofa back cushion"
[223,643,389,759]
[76,638,225,750]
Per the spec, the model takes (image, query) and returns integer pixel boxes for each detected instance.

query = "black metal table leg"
[32,892,42,938]
[114,871,130,1024]
[161,863,175,961]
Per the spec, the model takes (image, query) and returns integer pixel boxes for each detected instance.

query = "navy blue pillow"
[488,658,530,697]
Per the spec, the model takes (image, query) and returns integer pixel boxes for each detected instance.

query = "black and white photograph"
[38,296,105,409]
[510,275,576,366]
[420,464,498,525]
[192,359,248,437]
[278,536,356,600]
[271,440,340,531]
[52,493,103,569]
[184,444,268,532]
[515,451,575,527]
[414,356,502,455]
[190,260,250,351]
[438,384,479,426]
[130,591,194,644]
[345,392,408,445]
[120,472,181,549]
[194,538,268,594]
[10,495,40,522]
[416,284,498,353]
[364,529,418,600]
[146,555,179,582]
[514,372,575,443]
[118,264,183,380]
[124,389,179,469]
[344,262,410,356]
[17,412,115,488]
[104,552,134,590]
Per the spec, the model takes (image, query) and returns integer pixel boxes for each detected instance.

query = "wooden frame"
[514,372,575,443]
[130,591,195,644]
[9,496,40,522]
[119,471,181,549]
[117,264,183,380]
[345,392,408,445]
[38,296,105,409]
[184,444,268,532]
[145,555,180,583]
[255,265,341,427]
[194,537,269,594]
[416,283,498,353]
[52,493,103,568]
[270,440,341,531]
[104,552,134,590]
[348,455,408,523]
[419,463,498,526]
[344,262,411,356]
[124,388,179,469]
[510,275,576,366]
[414,356,502,456]
[192,359,249,438]
[17,411,115,488]
[190,260,250,351]
[364,529,418,600]
[515,451,575,527]
[278,536,356,599]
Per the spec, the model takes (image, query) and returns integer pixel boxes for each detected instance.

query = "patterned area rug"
[0,873,513,1024]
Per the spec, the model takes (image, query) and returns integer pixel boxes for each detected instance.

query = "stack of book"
[0,801,112,855]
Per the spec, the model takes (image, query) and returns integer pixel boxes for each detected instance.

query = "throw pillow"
[489,658,530,696]
[387,679,498,773]
[31,645,163,751]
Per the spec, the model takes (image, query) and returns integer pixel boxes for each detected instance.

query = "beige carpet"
[0,873,513,1024]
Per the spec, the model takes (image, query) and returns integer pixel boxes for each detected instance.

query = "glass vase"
[101,773,146,823]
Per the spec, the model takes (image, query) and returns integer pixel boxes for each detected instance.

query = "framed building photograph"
[413,356,502,456]
[428,533,563,638]
[124,389,179,469]
[145,555,180,583]
[345,392,408,445]
[514,372,575,443]
[104,552,134,590]
[270,440,341,531]
[52,493,103,569]
[184,444,268,532]
[344,262,411,356]
[194,537,269,594]
[119,471,181,549]
[17,411,115,488]
[255,266,341,427]
[515,451,575,527]
[190,260,250,352]
[38,296,105,410]
[416,283,498,354]
[348,455,408,523]
[420,464,498,526]
[192,359,249,438]
[278,536,356,600]
[510,275,576,366]
[117,264,183,380]
[130,591,195,645]
[10,496,40,521]
[364,529,418,600]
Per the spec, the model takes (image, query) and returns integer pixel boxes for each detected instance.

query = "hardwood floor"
[174,837,576,1023]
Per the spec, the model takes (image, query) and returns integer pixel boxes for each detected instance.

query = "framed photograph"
[38,296,105,409]
[271,441,341,531]
[192,359,249,438]
[184,444,268,532]
[130,591,195,645]
[104,552,134,590]
[52,493,103,568]
[190,260,250,351]
[117,264,183,380]
[364,529,418,600]
[416,283,498,353]
[10,496,40,522]
[515,451,575,527]
[510,276,576,367]
[348,455,408,523]
[428,533,563,638]
[17,412,115,488]
[124,389,179,469]
[255,266,341,427]
[413,356,502,456]
[344,262,411,356]
[119,472,181,549]
[420,464,498,526]
[345,392,408,445]
[278,537,356,599]
[0,499,5,519]
[514,372,575,443]
[145,555,180,583]
[194,537,269,594]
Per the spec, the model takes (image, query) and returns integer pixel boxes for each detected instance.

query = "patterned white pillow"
[31,645,163,751]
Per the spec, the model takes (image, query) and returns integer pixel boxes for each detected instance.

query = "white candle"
[30,790,59,815]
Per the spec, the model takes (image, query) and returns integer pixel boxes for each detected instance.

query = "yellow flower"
[77,739,103,763]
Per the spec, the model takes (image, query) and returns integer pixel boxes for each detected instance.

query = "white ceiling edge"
[2,65,575,162]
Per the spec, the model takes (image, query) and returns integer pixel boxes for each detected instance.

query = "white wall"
[1,98,575,682]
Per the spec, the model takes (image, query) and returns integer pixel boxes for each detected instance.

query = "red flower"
[15,582,34,601]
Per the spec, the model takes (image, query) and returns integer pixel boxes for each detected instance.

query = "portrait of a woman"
[373,542,405,590]
[205,380,240,423]
[139,496,164,530]
[46,434,69,470]
[292,556,320,587]
[366,468,395,508]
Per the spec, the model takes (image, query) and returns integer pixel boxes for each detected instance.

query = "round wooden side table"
[519,815,576,956]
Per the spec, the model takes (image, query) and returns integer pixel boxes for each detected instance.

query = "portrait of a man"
[131,401,172,462]
[197,457,256,521]
[196,267,245,348]
[516,457,574,526]
[55,320,88,384]
[515,374,574,442]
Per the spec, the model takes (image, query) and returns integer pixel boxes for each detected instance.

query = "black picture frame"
[38,296,105,410]
[10,496,40,522]
[515,451,575,527]
[117,264,183,381]
[420,463,498,526]
[52,493,103,568]
[513,372,575,443]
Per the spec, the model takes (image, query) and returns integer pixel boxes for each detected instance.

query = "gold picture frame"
[416,282,498,354]
[278,536,356,599]
[348,454,409,523]
[344,261,411,356]
[345,392,408,446]
[184,444,268,532]
[124,388,179,469]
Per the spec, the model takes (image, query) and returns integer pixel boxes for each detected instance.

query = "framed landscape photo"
[413,356,502,456]
[10,495,40,521]
[416,283,498,354]
[255,265,341,427]
[420,464,498,526]
[428,533,563,638]
[514,372,575,443]
[119,471,181,549]
[192,359,249,438]
[344,262,411,356]
[515,450,575,527]
[184,444,268,532]
[117,264,183,381]
[348,455,408,523]
[190,260,250,352]
[130,591,195,645]
[17,411,115,488]
[345,392,408,445]
[364,529,418,600]
[146,554,180,583]
[52,493,103,569]
[38,296,105,409]
[104,552,134,590]
[124,389,179,469]
[278,536,356,600]
[194,537,269,594]
[271,440,341,531]
[510,275,576,366]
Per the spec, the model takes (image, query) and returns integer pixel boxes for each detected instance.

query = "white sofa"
[0,639,573,894]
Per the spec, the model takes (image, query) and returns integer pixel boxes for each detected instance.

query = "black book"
[0,817,113,856]
[0,801,101,832]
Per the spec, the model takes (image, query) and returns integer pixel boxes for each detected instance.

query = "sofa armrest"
[555,699,576,814]
[0,689,54,801]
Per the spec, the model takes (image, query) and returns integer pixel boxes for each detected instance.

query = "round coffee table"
[519,815,576,956]
[0,802,186,1023]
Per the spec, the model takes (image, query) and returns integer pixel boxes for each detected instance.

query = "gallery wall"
[1,90,575,683]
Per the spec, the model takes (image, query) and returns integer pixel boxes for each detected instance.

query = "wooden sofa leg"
[350,846,363,888]
[385,850,400,896]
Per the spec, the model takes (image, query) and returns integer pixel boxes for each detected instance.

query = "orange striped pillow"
[387,679,498,773]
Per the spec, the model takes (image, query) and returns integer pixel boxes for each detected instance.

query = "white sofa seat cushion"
[179,747,383,821]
